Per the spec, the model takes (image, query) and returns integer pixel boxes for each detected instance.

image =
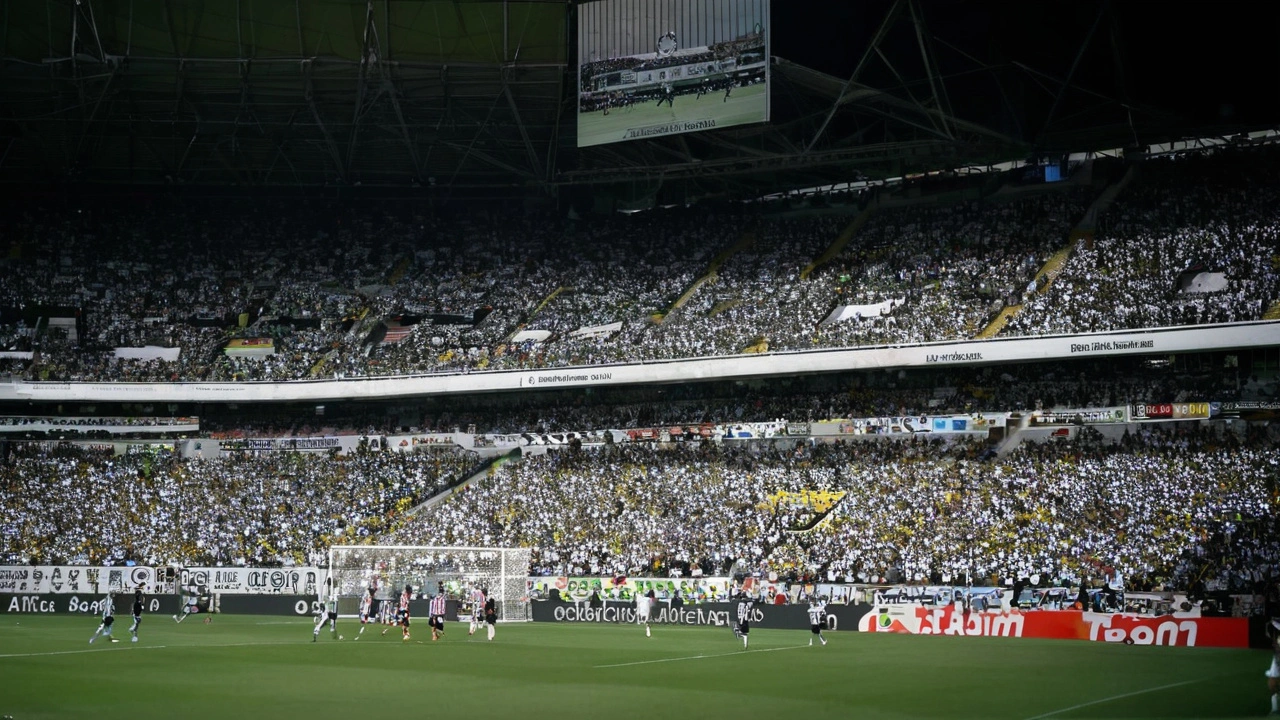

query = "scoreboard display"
[577,0,770,148]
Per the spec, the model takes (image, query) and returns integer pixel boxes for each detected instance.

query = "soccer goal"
[327,545,532,622]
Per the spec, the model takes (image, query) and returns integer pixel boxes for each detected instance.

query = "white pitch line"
[1020,679,1202,720]
[0,645,169,659]
[594,645,808,669]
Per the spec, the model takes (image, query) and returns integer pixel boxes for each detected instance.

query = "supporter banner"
[569,321,623,339]
[0,416,199,435]
[1,593,180,616]
[1217,400,1280,419]
[223,337,275,357]
[0,565,157,594]
[1179,272,1227,294]
[820,299,902,327]
[388,433,462,450]
[114,346,181,362]
[532,600,871,631]
[224,437,343,452]
[0,351,34,360]
[1131,402,1211,421]
[719,421,786,439]
[5,322,1278,403]
[511,330,552,344]
[810,414,1003,437]
[858,605,1248,647]
[180,567,325,595]
[784,422,810,436]
[1029,407,1128,426]
[517,430,610,447]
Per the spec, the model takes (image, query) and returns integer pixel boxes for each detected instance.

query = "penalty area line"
[594,645,808,669]
[1020,679,1203,720]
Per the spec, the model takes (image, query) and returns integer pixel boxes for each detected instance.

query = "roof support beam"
[294,0,306,58]
[346,0,378,176]
[907,0,952,139]
[1033,1,1108,152]
[502,69,542,182]
[441,140,537,180]
[263,111,302,185]
[544,68,567,183]
[805,0,903,153]
[303,59,346,182]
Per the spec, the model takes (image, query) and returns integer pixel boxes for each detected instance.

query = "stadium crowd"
[402,424,1280,592]
[1,420,1276,594]
[2,147,1276,384]
[0,444,478,567]
[1008,149,1280,336]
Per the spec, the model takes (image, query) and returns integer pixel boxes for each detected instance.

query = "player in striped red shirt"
[355,588,374,640]
[382,585,412,641]
[429,593,447,641]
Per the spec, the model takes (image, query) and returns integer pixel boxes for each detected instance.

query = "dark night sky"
[769,1,1280,140]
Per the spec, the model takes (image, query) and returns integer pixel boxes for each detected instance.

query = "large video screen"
[577,0,770,148]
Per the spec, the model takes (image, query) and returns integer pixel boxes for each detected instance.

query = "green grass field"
[0,615,1270,719]
[577,82,767,147]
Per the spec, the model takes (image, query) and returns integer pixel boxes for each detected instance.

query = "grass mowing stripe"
[0,617,1261,719]
[0,639,342,659]
[594,644,809,668]
[1020,679,1203,720]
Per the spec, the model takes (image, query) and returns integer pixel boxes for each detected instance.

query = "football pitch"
[577,83,767,147]
[0,615,1269,719]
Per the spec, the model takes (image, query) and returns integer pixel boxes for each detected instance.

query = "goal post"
[327,545,532,622]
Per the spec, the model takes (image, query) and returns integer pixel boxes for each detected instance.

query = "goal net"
[327,545,532,622]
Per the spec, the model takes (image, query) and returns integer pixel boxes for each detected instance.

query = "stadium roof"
[1,0,1276,197]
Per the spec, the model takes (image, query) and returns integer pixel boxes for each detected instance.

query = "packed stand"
[1008,149,1280,336]
[4,148,1278,385]
[401,424,1279,591]
[797,191,1087,348]
[0,444,478,566]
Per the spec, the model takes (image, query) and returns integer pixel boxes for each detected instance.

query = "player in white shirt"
[807,597,828,646]
[468,587,485,636]
[733,590,755,649]
[173,583,201,623]
[89,591,119,644]
[1266,619,1280,716]
[312,595,338,642]
[636,589,656,637]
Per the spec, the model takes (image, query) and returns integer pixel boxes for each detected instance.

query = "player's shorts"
[637,610,651,623]
[103,616,115,627]
[133,614,142,626]
[811,623,823,634]
[485,614,497,626]
[429,616,445,631]
[360,613,370,624]
[327,611,338,621]
[400,614,411,627]
[1267,657,1279,679]
[737,621,750,635]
